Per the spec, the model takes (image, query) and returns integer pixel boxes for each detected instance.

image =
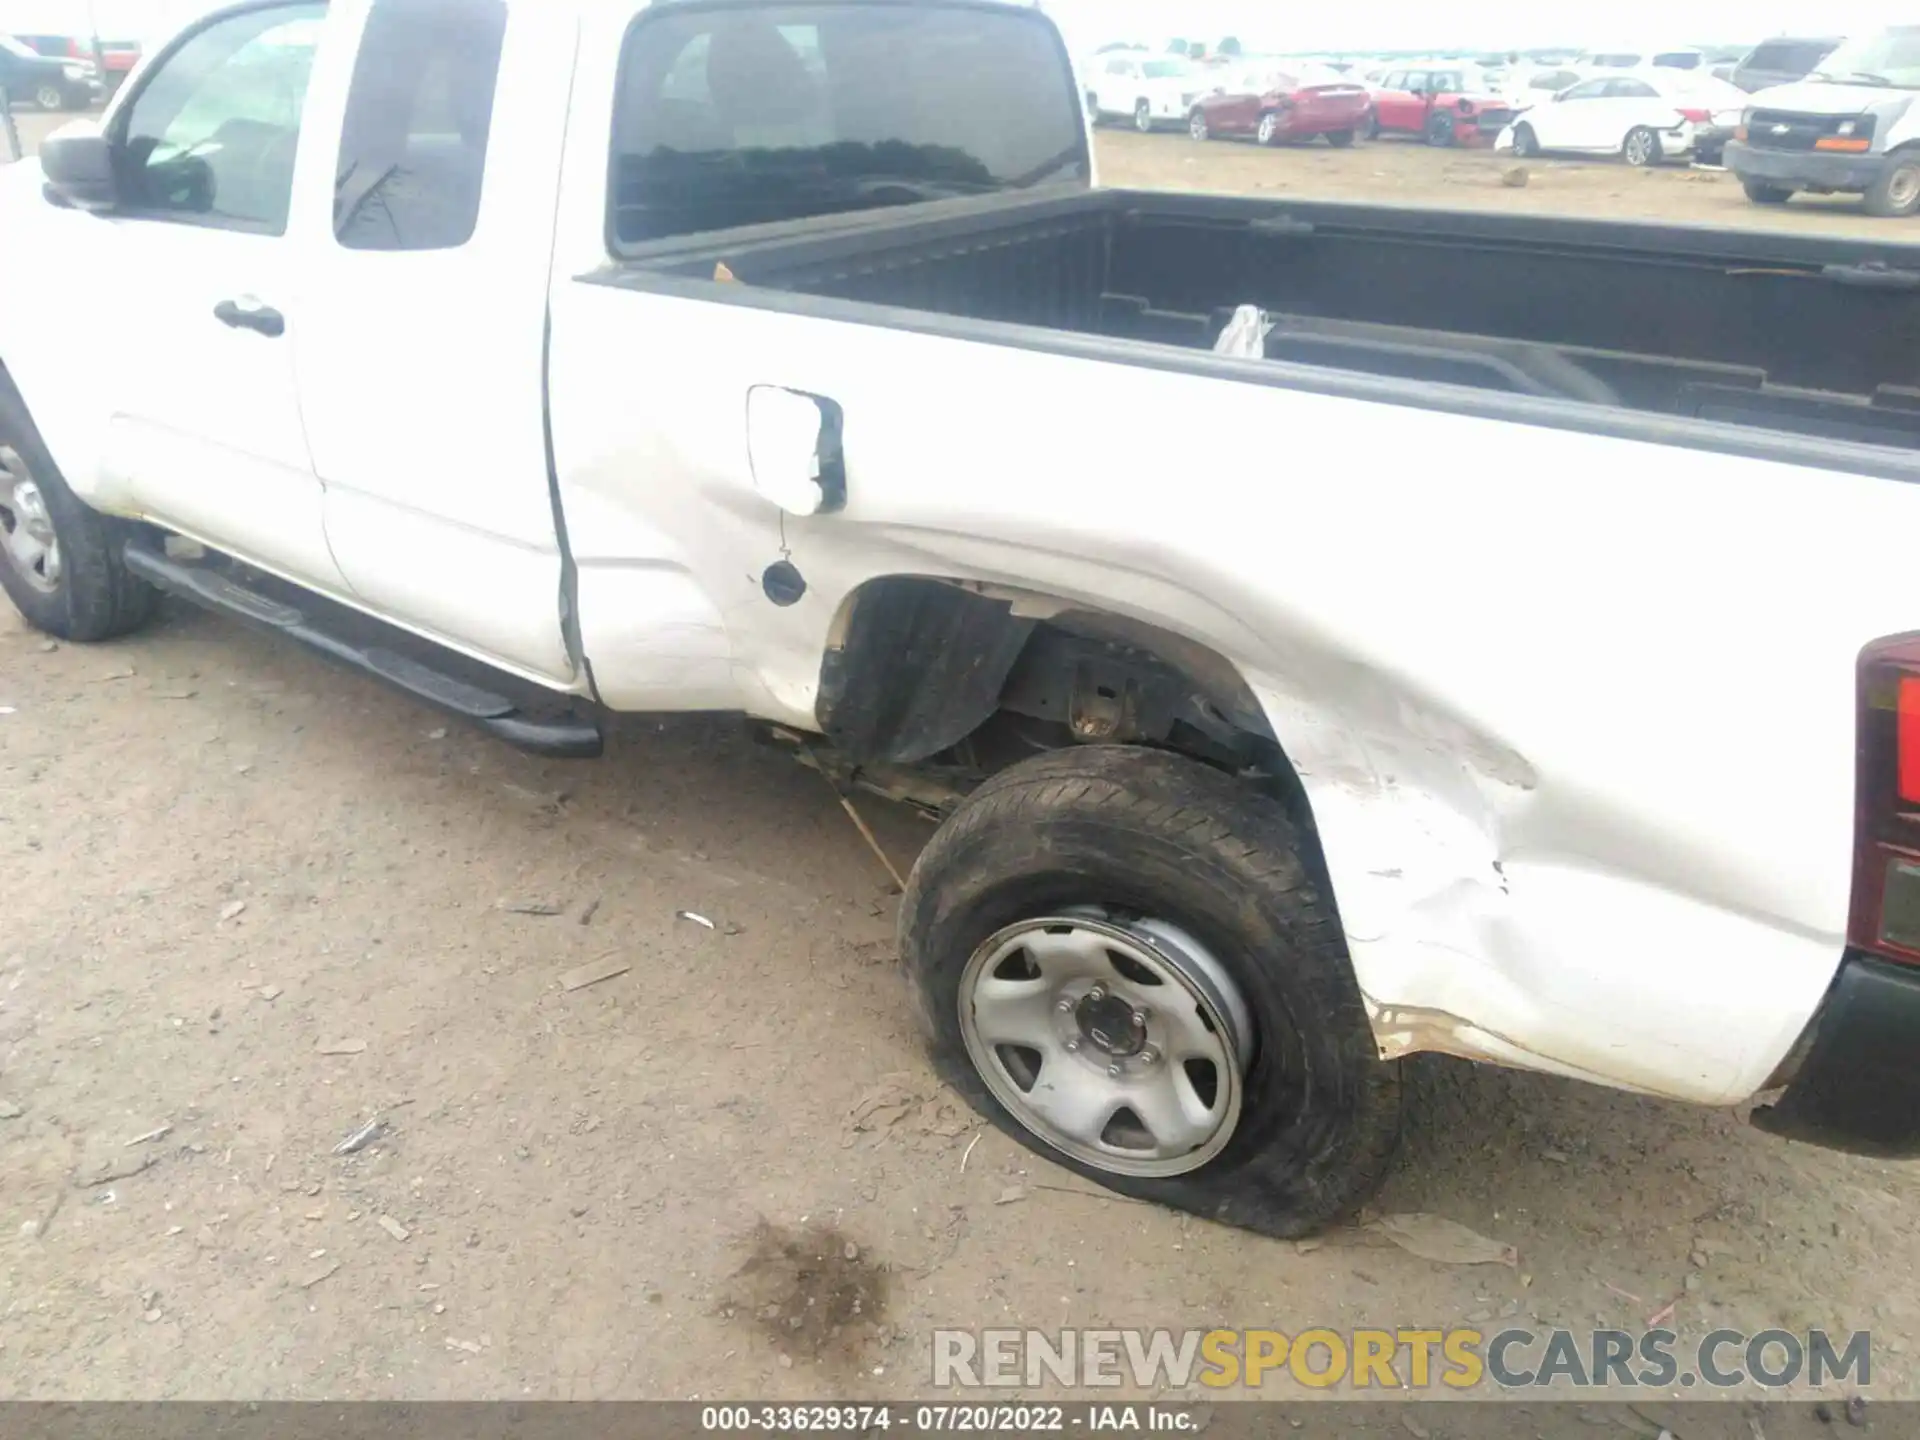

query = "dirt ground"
[4,108,1920,1412]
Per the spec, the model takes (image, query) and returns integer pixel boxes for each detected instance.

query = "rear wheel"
[1622,126,1661,167]
[1324,128,1356,147]
[1256,111,1282,146]
[1742,179,1793,205]
[1511,122,1540,158]
[1134,100,1154,133]
[1189,109,1210,142]
[1425,112,1455,147]
[34,82,66,112]
[1364,109,1381,140]
[1865,155,1920,218]
[0,383,159,642]
[901,746,1403,1238]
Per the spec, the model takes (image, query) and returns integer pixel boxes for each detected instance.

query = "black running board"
[123,542,603,759]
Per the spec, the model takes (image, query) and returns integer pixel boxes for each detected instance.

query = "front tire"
[1134,100,1154,134]
[1325,128,1356,148]
[1742,179,1793,204]
[901,746,1403,1238]
[1511,122,1540,159]
[1189,109,1210,142]
[1622,126,1661,167]
[1865,154,1920,217]
[1425,112,1455,147]
[0,382,160,642]
[1256,111,1282,146]
[34,82,66,112]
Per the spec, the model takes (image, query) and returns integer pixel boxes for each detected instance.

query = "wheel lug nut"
[1140,1047,1159,1065]
[1087,985,1105,1001]
[1065,1038,1079,1052]
[1132,1009,1148,1026]
[1107,1063,1122,1078]
[1057,997,1073,1012]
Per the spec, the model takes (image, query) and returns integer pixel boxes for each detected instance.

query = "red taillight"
[1851,637,1920,965]
[1679,107,1711,124]
[1900,676,1920,803]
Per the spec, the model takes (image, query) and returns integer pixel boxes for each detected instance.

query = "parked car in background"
[1730,36,1843,92]
[1575,47,1709,72]
[1727,26,1920,215]
[0,33,99,110]
[1189,63,1370,146]
[15,33,139,95]
[1367,64,1516,146]
[1502,71,1749,165]
[1510,65,1586,106]
[1087,53,1202,131]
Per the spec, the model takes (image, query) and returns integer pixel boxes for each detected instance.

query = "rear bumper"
[1751,951,1920,1158]
[1725,139,1884,192]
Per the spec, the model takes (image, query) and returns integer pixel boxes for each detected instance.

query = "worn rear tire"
[0,380,160,642]
[900,745,1403,1238]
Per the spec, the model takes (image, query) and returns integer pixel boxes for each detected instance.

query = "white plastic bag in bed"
[1214,304,1274,359]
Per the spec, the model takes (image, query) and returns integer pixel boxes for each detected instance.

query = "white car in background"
[1576,46,1712,73]
[1500,71,1749,165]
[1508,64,1587,106]
[1087,53,1203,132]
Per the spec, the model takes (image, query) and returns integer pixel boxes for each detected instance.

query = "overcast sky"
[1037,0,1901,55]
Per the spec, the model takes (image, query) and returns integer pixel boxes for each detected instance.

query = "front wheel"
[1511,123,1540,159]
[1622,126,1661,168]
[1324,128,1356,148]
[1742,179,1793,205]
[0,383,160,642]
[1425,112,1455,147]
[1364,109,1381,140]
[1134,100,1154,133]
[1865,155,1920,217]
[1189,109,1210,142]
[1256,111,1282,146]
[34,82,67,112]
[901,746,1404,1238]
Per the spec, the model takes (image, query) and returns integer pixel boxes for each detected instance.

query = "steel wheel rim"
[0,446,61,594]
[958,912,1253,1179]
[1890,166,1920,209]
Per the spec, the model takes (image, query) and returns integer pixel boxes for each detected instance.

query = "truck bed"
[601,187,1920,470]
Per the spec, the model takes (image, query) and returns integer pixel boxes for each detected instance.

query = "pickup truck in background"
[4,0,1920,1238]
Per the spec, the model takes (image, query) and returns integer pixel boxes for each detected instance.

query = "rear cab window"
[333,0,508,252]
[609,2,1089,247]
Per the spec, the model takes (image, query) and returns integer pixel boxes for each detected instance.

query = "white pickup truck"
[5,0,1920,1237]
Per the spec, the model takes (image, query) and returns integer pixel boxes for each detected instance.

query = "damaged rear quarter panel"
[557,287,1899,1106]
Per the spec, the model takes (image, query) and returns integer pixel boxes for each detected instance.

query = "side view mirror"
[745,385,846,518]
[39,123,118,211]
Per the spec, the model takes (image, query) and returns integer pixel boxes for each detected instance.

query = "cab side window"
[116,2,325,234]
[333,0,508,251]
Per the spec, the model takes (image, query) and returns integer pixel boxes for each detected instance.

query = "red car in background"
[1189,64,1371,147]
[1366,63,1516,147]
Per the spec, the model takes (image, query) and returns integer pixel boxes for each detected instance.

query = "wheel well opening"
[803,576,1317,837]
